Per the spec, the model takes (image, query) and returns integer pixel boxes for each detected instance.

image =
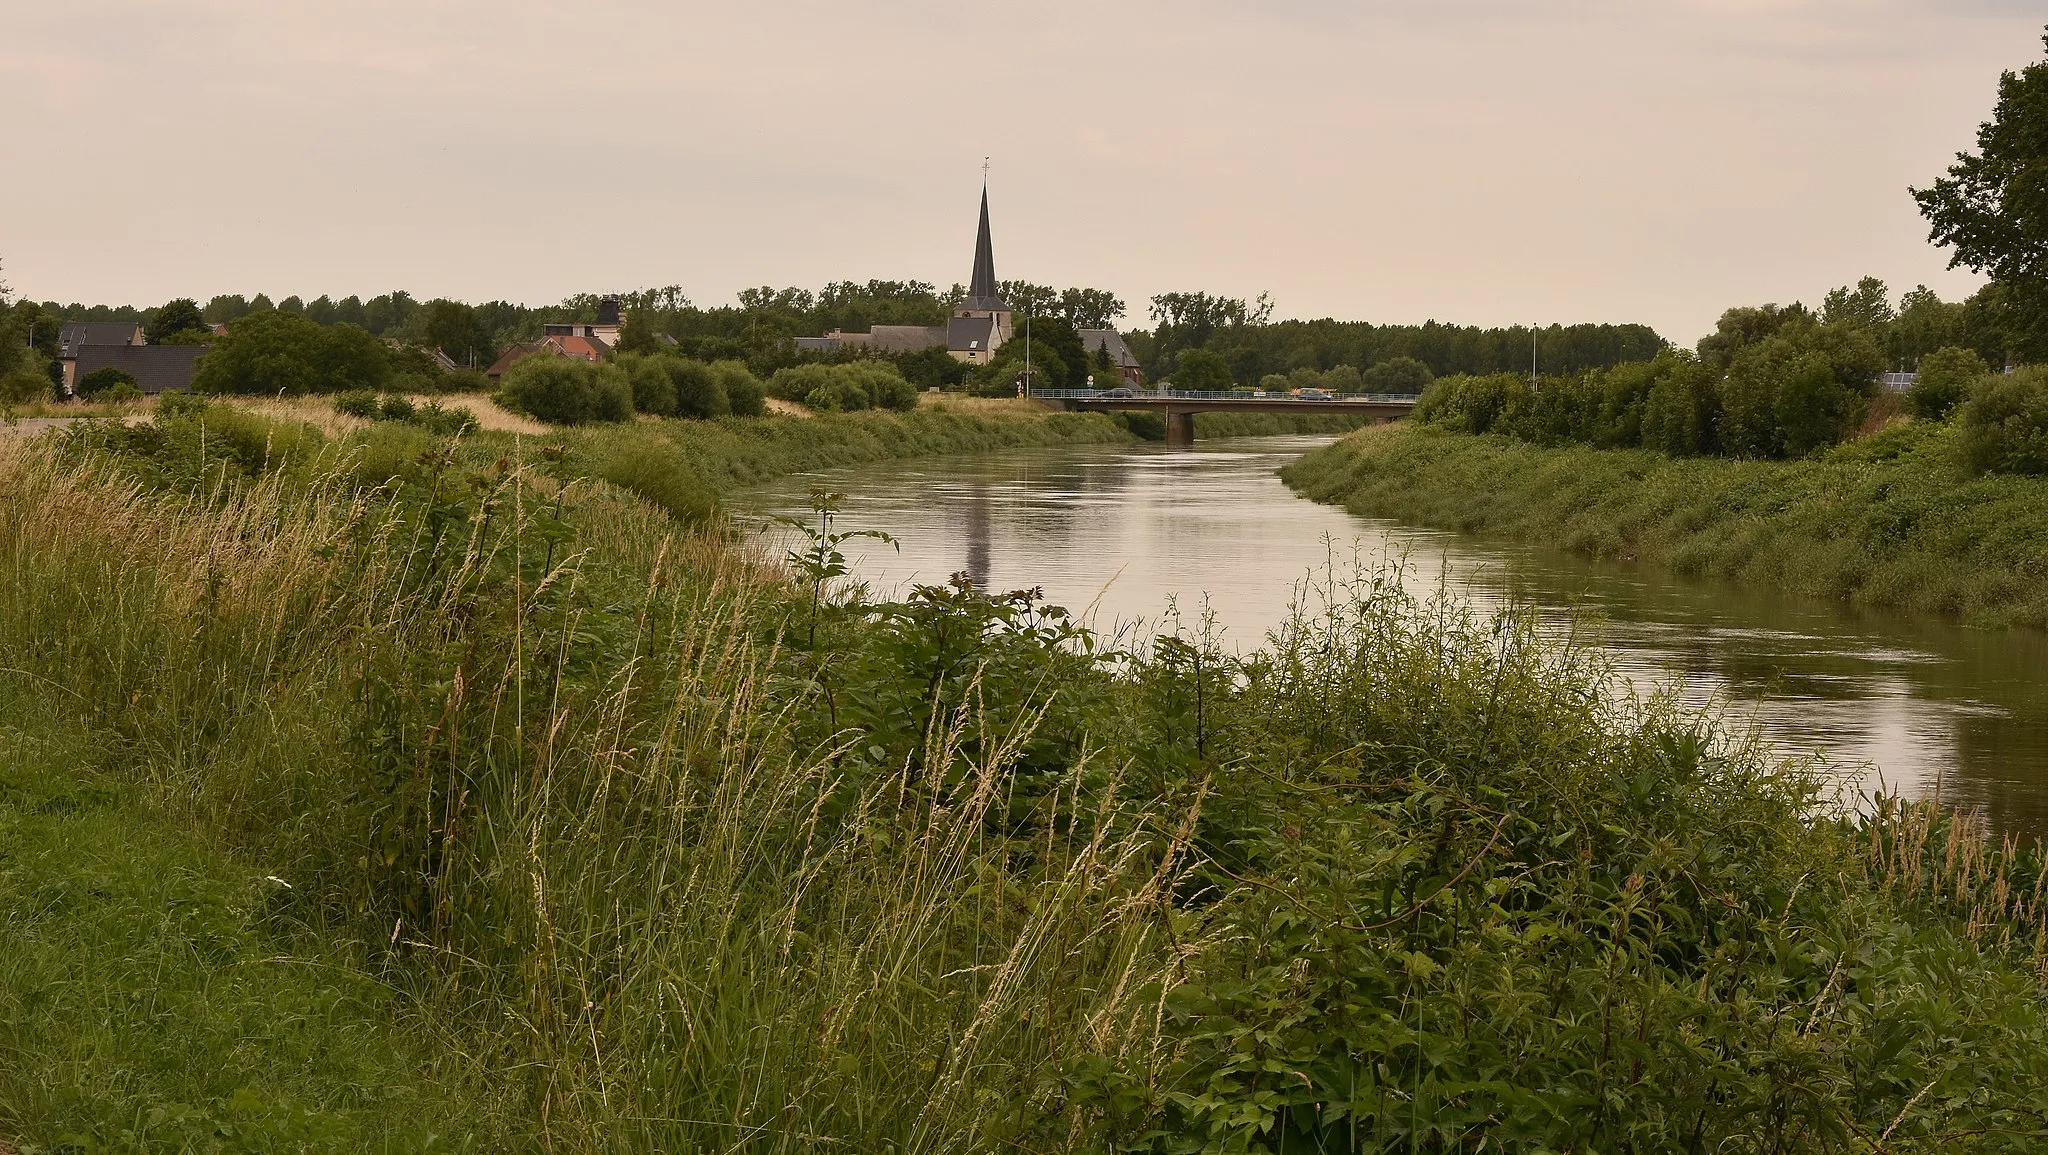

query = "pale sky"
[3,1,2041,344]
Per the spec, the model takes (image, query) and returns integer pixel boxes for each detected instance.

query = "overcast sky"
[3,1,2041,344]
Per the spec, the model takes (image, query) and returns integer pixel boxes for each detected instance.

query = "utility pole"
[1530,325,1538,384]
[1024,313,1032,399]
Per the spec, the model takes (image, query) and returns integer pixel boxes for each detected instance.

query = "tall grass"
[4,409,2048,1150]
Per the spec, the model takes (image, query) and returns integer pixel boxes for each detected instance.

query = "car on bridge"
[1294,388,1335,401]
[1098,386,1139,398]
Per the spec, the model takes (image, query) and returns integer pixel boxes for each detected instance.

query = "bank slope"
[1281,422,2048,628]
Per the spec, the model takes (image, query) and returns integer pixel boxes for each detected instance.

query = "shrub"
[377,395,416,422]
[156,390,206,420]
[192,311,390,395]
[844,362,916,411]
[1639,360,1720,455]
[579,432,720,526]
[713,360,766,417]
[97,383,144,403]
[411,402,478,437]
[805,379,871,412]
[442,368,492,394]
[335,390,381,419]
[624,356,679,417]
[669,359,733,419]
[498,357,633,425]
[1416,373,1528,435]
[767,363,839,404]
[79,367,141,398]
[1955,365,2048,476]
[1773,349,1859,457]
[1909,346,1991,421]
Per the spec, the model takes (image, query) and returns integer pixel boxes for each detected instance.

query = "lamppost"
[1023,313,1032,400]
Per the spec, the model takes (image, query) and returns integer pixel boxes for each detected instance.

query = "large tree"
[1913,26,2048,358]
[146,297,209,344]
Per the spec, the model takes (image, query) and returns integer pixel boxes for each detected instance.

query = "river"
[742,434,2048,836]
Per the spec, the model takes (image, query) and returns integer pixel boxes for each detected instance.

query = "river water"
[742,435,2048,836]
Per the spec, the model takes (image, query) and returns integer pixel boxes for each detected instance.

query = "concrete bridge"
[1035,389,1420,447]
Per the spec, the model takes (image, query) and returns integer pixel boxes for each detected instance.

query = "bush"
[769,362,914,412]
[442,368,492,394]
[157,390,206,420]
[713,360,766,417]
[79,367,141,399]
[579,432,721,526]
[97,383,144,403]
[498,357,633,425]
[192,311,390,395]
[411,402,478,437]
[335,390,381,419]
[377,395,416,423]
[1639,360,1719,455]
[1909,346,1991,421]
[767,363,839,404]
[669,359,733,419]
[1955,365,2048,476]
[624,356,679,417]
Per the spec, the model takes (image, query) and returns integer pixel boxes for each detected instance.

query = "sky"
[2,1,2042,346]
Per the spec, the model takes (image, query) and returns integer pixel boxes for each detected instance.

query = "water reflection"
[744,436,2048,836]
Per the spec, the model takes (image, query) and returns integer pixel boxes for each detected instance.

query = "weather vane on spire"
[983,156,990,181]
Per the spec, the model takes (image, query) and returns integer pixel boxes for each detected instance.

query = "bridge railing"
[1035,389,1422,404]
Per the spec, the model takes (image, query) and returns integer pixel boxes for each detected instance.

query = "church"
[795,187,1142,385]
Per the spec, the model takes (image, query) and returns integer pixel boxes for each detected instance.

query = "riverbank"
[1284,421,2048,628]
[6,405,2048,1149]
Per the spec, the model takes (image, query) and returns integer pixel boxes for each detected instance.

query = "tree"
[623,355,679,416]
[1170,348,1235,391]
[614,310,662,356]
[1361,356,1434,393]
[146,298,208,344]
[1956,366,2048,474]
[1820,277,1894,330]
[193,311,390,394]
[1909,346,1991,420]
[1914,27,2048,358]
[421,299,498,368]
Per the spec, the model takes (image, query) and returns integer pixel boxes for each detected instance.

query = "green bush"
[577,431,721,526]
[79,367,141,399]
[1909,346,1991,421]
[97,383,144,403]
[498,356,633,425]
[334,390,381,419]
[1639,359,1719,454]
[712,360,766,417]
[623,356,679,417]
[770,362,915,413]
[1956,366,2048,476]
[377,395,416,423]
[669,359,733,419]
[192,311,390,395]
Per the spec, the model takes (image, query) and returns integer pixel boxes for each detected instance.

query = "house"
[1078,329,1143,388]
[67,344,208,395]
[485,333,612,381]
[798,187,1014,365]
[57,322,145,359]
[485,298,624,380]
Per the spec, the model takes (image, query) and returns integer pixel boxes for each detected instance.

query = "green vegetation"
[75,366,138,399]
[4,401,2048,1150]
[1284,421,2048,627]
[766,360,919,412]
[496,355,634,424]
[194,310,393,395]
[1915,28,2048,360]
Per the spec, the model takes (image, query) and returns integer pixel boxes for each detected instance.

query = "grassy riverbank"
[1285,421,2048,628]
[5,404,2048,1150]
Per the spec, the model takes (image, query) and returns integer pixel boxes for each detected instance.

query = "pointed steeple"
[965,183,1004,312]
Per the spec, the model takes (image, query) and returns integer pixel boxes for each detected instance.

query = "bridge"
[1035,389,1420,447]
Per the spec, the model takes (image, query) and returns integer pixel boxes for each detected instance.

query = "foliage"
[497,355,633,424]
[1285,421,2048,627]
[144,297,208,345]
[193,310,390,395]
[712,359,767,417]
[96,382,144,403]
[1915,27,2048,359]
[769,360,917,412]
[1360,354,1434,392]
[1956,365,2048,476]
[1911,345,1993,420]
[418,298,498,369]
[1168,347,1235,390]
[78,367,140,399]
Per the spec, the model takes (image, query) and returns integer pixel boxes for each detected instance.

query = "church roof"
[964,185,1005,312]
[948,315,995,353]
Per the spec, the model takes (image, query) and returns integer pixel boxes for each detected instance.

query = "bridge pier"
[1165,410,1195,448]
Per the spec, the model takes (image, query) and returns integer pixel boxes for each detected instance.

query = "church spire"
[965,181,1004,312]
